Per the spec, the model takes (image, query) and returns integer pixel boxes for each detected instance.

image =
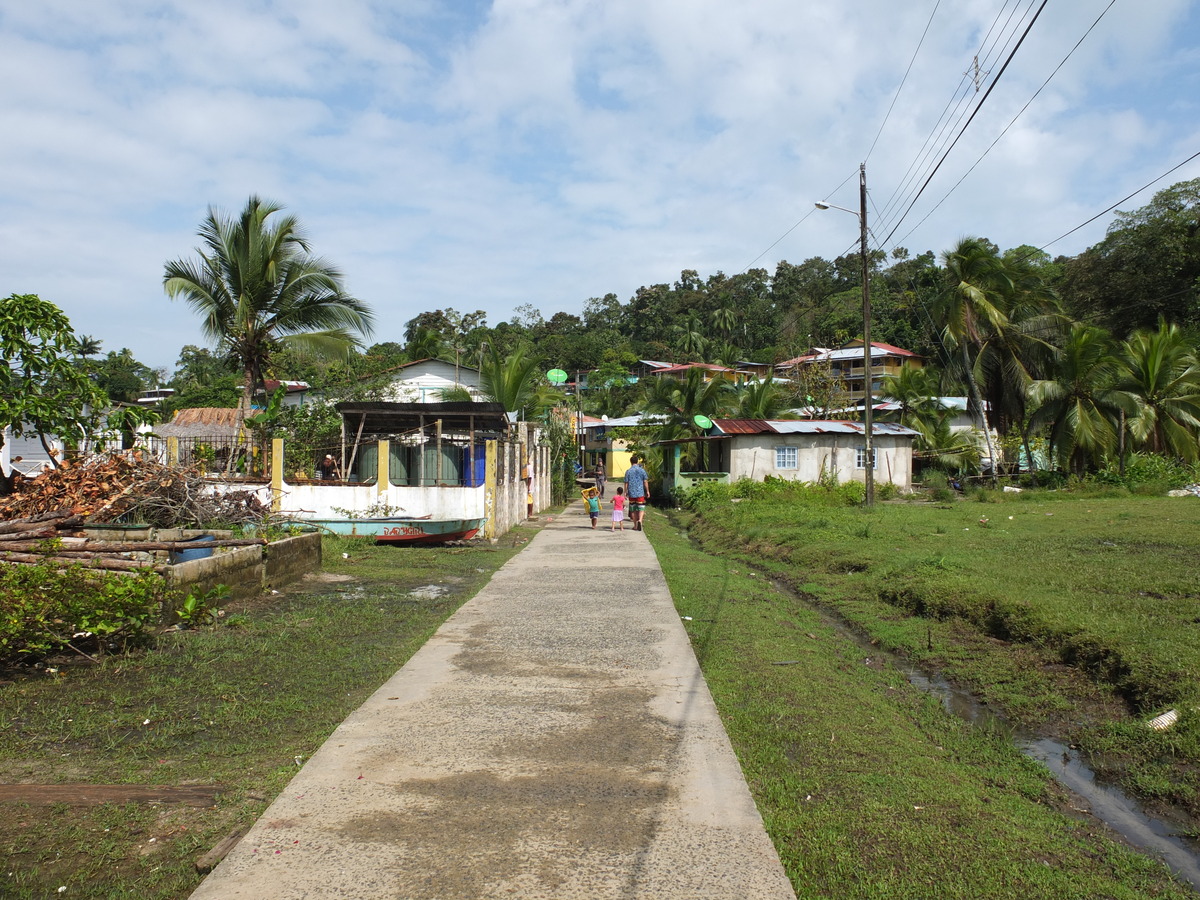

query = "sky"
[2,0,1199,373]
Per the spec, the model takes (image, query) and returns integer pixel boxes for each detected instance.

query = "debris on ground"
[0,453,267,527]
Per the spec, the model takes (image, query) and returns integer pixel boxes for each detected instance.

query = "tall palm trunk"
[963,344,997,483]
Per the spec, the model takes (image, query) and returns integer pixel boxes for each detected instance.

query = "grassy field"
[677,490,1200,817]
[0,527,537,900]
[647,500,1197,898]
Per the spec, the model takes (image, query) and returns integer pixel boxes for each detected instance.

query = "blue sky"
[2,0,1198,372]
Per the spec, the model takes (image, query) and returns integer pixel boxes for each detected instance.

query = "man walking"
[623,454,649,532]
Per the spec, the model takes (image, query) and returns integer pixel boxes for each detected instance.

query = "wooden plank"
[0,784,225,806]
[195,825,251,874]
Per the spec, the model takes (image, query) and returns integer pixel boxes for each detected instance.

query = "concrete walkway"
[190,503,796,900]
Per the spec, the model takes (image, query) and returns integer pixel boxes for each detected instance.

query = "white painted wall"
[380,360,484,403]
[209,480,486,520]
[727,434,913,491]
[1,426,63,475]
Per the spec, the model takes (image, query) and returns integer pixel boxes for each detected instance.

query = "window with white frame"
[775,445,798,469]
[856,446,877,469]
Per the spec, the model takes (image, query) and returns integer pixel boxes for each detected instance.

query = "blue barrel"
[170,535,214,564]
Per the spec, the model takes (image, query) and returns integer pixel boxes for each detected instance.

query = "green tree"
[0,294,108,465]
[880,364,942,432]
[1027,325,1132,474]
[163,195,374,413]
[732,374,797,419]
[641,369,732,467]
[1061,178,1200,335]
[478,344,545,419]
[936,237,1010,474]
[1116,320,1200,461]
[94,348,157,404]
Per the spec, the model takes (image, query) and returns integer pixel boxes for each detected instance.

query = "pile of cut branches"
[0,452,267,527]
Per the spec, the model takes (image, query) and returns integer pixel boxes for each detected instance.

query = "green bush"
[679,476,869,512]
[1093,453,1199,492]
[0,558,168,662]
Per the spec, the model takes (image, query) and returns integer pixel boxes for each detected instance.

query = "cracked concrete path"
[190,503,796,899]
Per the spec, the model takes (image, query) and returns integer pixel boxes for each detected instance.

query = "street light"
[816,162,874,505]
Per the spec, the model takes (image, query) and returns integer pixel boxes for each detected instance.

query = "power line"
[891,0,1120,251]
[740,167,860,273]
[879,0,1051,249]
[1034,147,1200,255]
[865,0,943,164]
[874,0,1042,232]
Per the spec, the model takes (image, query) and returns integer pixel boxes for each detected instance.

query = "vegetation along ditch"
[652,482,1200,896]
[0,527,538,900]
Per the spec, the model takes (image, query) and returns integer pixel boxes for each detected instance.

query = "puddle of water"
[904,666,1200,890]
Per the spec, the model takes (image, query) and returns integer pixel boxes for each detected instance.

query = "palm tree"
[405,327,446,363]
[641,369,731,467]
[164,195,374,413]
[733,373,797,419]
[671,313,708,362]
[478,344,543,418]
[936,238,1011,475]
[1027,325,1132,474]
[1116,321,1200,461]
[914,412,982,474]
[77,335,102,359]
[880,364,942,432]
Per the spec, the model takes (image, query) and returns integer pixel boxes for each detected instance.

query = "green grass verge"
[0,527,538,899]
[683,492,1200,815]
[647,506,1194,899]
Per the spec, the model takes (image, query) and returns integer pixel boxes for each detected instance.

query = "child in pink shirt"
[611,487,626,531]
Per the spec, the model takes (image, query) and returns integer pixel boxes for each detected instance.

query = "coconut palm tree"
[163,195,374,413]
[936,238,1011,475]
[478,343,544,418]
[1116,321,1200,461]
[1027,324,1133,474]
[732,373,797,419]
[880,364,942,432]
[641,369,732,467]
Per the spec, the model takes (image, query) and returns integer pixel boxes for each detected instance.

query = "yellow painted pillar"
[484,439,498,539]
[377,440,390,497]
[167,436,179,467]
[271,438,284,512]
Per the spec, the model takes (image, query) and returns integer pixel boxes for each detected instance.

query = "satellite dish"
[546,369,568,384]
[693,414,713,430]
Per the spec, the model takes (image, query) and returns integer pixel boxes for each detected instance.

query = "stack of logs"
[0,511,266,574]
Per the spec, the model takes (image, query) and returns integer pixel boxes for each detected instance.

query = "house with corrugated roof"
[658,418,919,495]
[779,341,923,410]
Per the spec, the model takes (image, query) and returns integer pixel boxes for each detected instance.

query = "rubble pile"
[0,453,266,527]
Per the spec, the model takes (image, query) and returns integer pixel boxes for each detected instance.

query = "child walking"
[584,487,602,529]
[611,487,626,532]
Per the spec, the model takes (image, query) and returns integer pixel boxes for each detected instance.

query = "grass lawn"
[0,526,538,899]
[647,491,1200,897]
[681,491,1200,816]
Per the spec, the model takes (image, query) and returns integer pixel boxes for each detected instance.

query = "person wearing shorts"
[624,455,649,531]
[584,488,601,529]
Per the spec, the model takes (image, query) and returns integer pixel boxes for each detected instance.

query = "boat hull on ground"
[284,517,485,544]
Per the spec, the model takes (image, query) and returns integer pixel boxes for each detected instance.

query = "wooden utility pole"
[859,163,874,506]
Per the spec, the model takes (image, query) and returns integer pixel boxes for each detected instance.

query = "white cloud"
[1,0,1198,370]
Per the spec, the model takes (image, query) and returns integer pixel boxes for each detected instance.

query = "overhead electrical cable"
[878,0,1050,249]
[891,0,1120,250]
[874,0,1040,230]
[1034,146,1200,255]
[740,167,860,273]
[865,0,943,163]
